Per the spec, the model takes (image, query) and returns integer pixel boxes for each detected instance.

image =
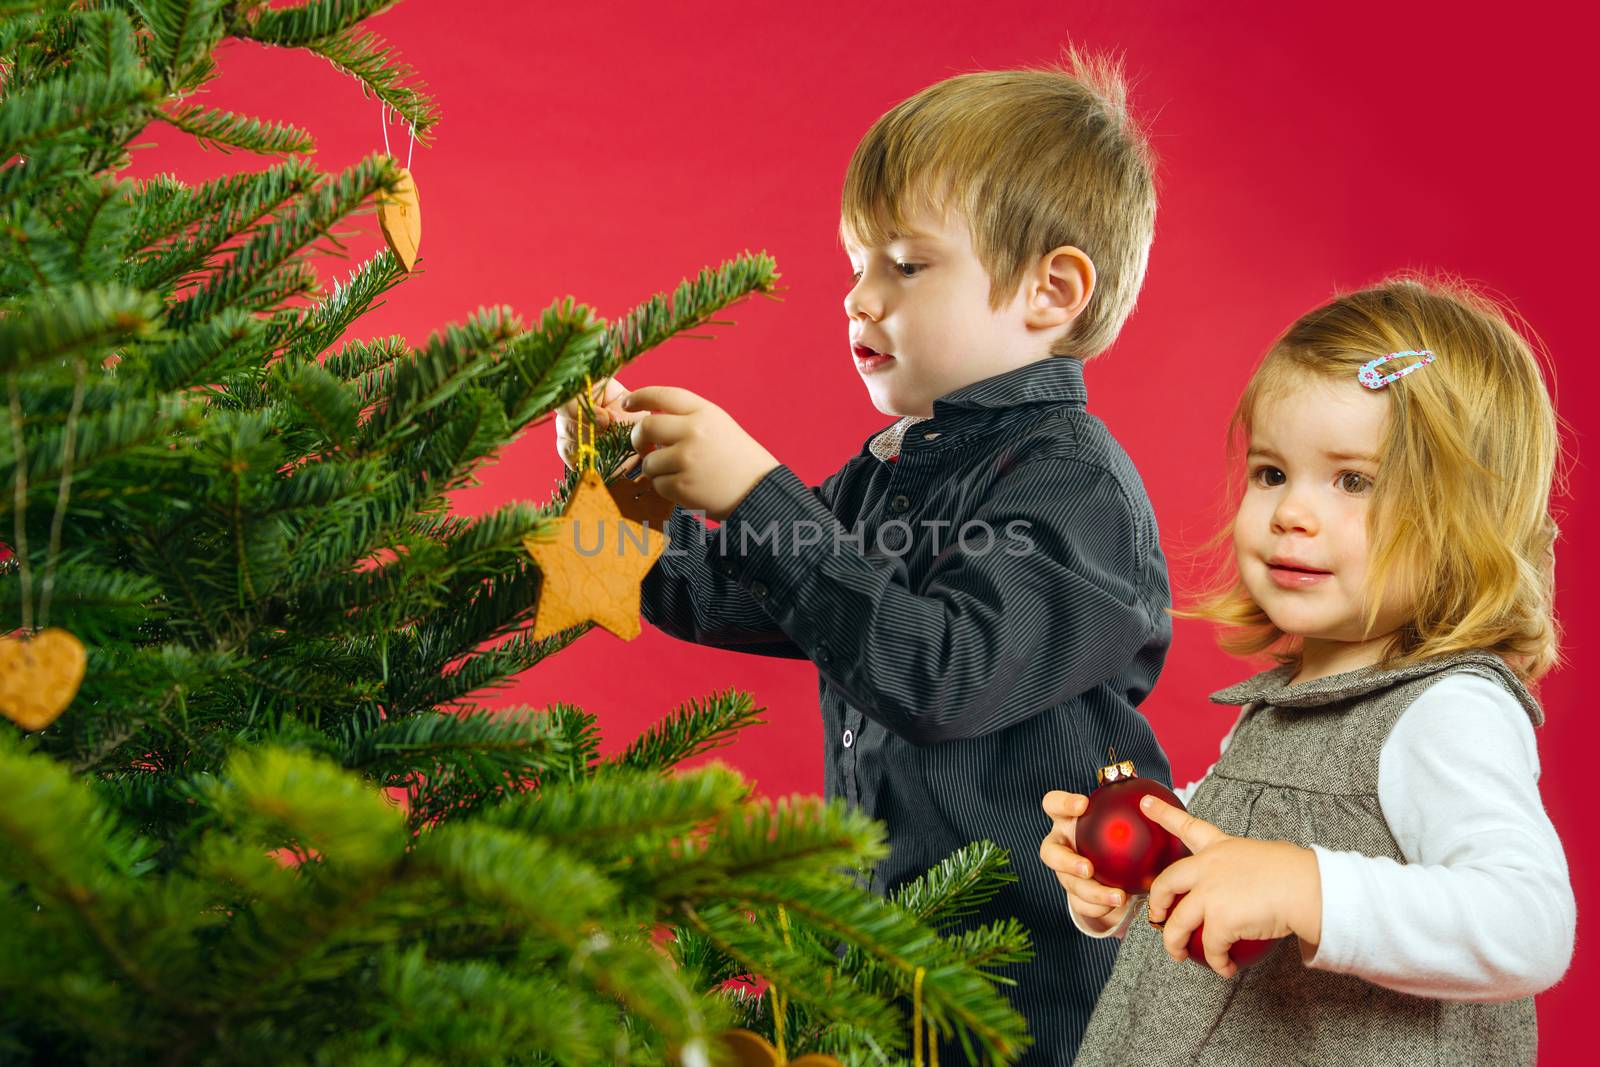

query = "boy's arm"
[716,456,1162,743]
[637,469,847,660]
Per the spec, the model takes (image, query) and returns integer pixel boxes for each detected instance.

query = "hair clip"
[1358,349,1435,390]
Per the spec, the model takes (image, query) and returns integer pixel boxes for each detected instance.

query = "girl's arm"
[1307,673,1576,1000]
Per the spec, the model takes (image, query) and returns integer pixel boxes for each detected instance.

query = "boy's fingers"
[1140,795,1226,852]
[631,412,694,451]
[621,385,701,416]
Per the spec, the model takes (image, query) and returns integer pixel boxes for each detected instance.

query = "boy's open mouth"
[852,343,895,371]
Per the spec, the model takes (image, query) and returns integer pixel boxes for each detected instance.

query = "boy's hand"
[1140,796,1321,978]
[555,376,642,470]
[620,386,780,522]
[1040,790,1133,934]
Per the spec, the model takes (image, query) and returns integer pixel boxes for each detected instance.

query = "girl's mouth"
[852,344,895,373]
[1267,562,1333,589]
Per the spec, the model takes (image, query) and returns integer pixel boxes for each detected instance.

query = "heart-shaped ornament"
[0,627,87,731]
[716,1029,842,1067]
[377,165,422,271]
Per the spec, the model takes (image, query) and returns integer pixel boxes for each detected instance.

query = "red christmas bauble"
[1173,892,1278,970]
[1076,759,1189,894]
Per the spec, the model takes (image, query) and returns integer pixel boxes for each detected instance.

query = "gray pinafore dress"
[1073,651,1542,1066]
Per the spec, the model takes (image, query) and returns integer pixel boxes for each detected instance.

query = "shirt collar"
[932,355,1088,413]
[1207,651,1544,728]
[864,357,1089,462]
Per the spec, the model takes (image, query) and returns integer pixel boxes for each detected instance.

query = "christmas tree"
[0,3,1033,1064]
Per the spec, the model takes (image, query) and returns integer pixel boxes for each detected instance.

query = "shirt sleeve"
[1305,673,1576,1000]
[636,466,847,659]
[716,457,1161,745]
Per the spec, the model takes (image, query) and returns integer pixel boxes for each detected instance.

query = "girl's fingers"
[1042,790,1089,819]
[1147,856,1198,923]
[1161,891,1204,963]
[1200,924,1239,978]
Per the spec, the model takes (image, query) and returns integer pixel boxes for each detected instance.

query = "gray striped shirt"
[640,355,1173,1063]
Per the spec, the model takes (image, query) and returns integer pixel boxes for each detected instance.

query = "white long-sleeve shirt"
[1071,673,1576,1000]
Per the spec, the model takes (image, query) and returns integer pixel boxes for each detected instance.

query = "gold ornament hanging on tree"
[0,628,87,731]
[3,368,89,731]
[522,381,666,641]
[376,107,421,271]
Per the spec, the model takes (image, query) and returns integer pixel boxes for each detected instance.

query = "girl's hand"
[1140,796,1322,977]
[555,376,641,470]
[1039,791,1133,934]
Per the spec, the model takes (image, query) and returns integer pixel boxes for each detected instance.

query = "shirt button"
[814,647,829,666]
[749,580,768,600]
[923,431,941,440]
[889,494,911,513]
[842,729,855,748]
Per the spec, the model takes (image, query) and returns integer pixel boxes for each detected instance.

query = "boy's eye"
[894,261,924,277]
[1250,465,1285,487]
[1339,471,1374,495]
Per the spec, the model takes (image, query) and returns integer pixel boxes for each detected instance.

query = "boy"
[557,55,1170,1063]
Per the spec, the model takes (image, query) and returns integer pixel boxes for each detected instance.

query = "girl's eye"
[894,261,924,277]
[1250,465,1285,488]
[848,269,862,284]
[1339,471,1374,495]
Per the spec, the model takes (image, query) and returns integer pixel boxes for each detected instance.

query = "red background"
[136,0,1594,1057]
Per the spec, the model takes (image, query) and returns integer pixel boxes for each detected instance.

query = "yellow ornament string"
[571,375,601,475]
[912,966,938,1067]
[773,905,792,1061]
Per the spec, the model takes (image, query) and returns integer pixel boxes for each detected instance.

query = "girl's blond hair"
[1181,275,1565,682]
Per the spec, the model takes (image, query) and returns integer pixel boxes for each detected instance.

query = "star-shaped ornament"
[523,468,667,641]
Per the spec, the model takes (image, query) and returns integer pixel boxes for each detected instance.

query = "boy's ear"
[1023,245,1095,331]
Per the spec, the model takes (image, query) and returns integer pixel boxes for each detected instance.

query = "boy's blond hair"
[839,49,1157,360]
[1182,275,1565,682]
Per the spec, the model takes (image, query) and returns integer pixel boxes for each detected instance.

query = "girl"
[1040,276,1575,1064]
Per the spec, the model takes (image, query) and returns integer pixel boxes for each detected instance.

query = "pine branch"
[354,304,520,451]
[127,158,318,252]
[300,26,438,135]
[237,0,398,48]
[137,308,272,391]
[0,64,158,163]
[683,900,907,1046]
[612,688,767,772]
[485,764,751,853]
[342,706,578,789]
[157,102,316,155]
[166,153,398,327]
[0,282,161,374]
[887,840,1018,928]
[277,249,407,361]
[594,253,782,378]
[728,878,1031,1065]
[640,796,888,902]
[132,0,227,82]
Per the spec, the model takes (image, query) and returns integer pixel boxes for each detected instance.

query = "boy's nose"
[844,283,883,322]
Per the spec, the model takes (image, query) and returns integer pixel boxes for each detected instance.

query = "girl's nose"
[1270,492,1318,536]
